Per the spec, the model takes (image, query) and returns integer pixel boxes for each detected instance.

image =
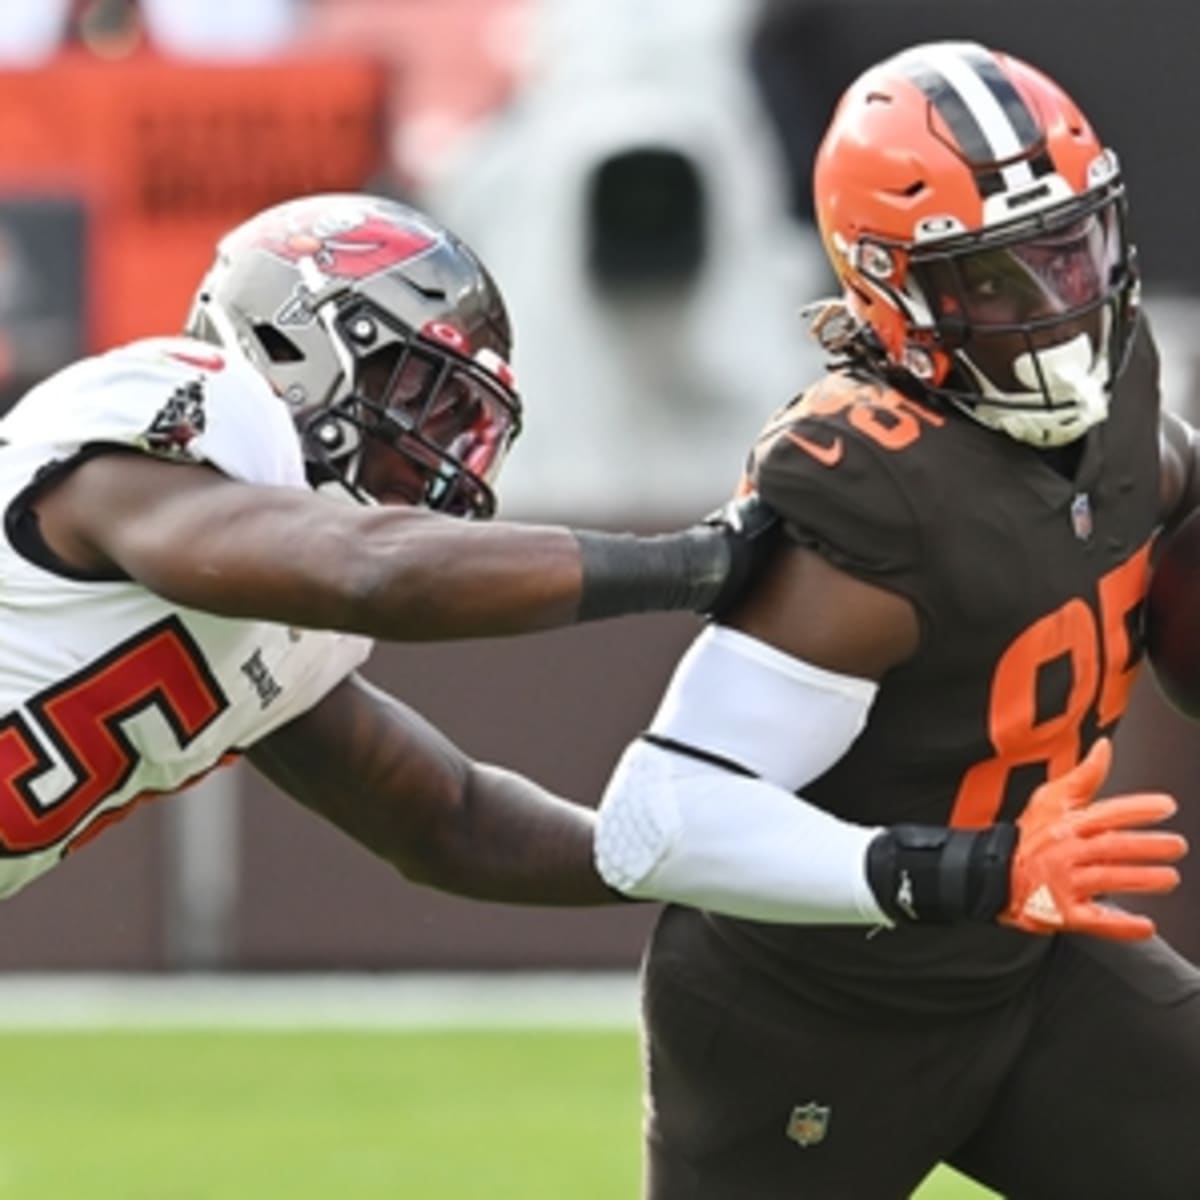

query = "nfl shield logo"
[1070,492,1093,542]
[785,1102,831,1148]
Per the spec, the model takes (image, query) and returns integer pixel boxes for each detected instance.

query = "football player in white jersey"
[0,193,771,904]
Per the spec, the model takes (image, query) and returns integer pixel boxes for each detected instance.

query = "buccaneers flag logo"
[139,379,207,458]
[254,201,436,282]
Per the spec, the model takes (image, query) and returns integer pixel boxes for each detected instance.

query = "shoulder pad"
[746,371,935,582]
[752,372,944,468]
[0,336,306,490]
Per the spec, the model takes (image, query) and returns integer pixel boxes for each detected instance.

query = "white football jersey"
[0,337,372,897]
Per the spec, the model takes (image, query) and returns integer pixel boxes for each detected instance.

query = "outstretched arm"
[30,451,769,640]
[247,672,619,905]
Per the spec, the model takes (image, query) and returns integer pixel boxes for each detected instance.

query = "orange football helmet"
[814,41,1138,446]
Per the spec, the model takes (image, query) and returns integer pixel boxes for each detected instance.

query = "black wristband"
[572,527,731,622]
[865,823,1018,924]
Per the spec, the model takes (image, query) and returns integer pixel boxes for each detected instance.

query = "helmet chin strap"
[954,331,1110,448]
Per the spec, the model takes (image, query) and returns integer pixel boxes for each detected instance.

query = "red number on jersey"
[0,616,228,852]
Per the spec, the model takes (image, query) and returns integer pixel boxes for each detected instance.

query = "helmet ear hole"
[252,323,304,363]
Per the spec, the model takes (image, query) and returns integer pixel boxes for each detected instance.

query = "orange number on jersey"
[1096,542,1152,725]
[847,390,944,451]
[0,616,228,852]
[800,377,944,452]
[950,542,1152,828]
[754,379,945,476]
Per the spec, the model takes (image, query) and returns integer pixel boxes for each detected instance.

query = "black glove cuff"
[865,823,1018,924]
[573,527,731,622]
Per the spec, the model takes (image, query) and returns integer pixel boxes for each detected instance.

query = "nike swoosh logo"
[786,430,843,466]
[169,349,226,372]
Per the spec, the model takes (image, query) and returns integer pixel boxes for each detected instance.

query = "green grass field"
[0,1028,995,1198]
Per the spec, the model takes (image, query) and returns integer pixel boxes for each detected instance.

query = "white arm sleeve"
[595,625,888,924]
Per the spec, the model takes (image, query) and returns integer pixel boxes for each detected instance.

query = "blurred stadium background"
[0,1,1198,1196]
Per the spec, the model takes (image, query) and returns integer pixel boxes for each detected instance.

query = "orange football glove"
[1000,738,1187,941]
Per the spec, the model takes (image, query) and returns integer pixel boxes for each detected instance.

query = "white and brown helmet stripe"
[894,42,1057,201]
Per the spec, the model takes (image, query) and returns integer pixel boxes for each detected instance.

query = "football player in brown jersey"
[595,41,1200,1198]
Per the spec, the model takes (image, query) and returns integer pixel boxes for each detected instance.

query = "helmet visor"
[913,204,1123,331]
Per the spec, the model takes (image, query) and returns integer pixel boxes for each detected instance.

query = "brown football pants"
[642,905,1200,1199]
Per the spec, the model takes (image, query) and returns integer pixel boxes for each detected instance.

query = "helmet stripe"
[898,43,1046,197]
[962,47,1042,151]
[899,59,993,165]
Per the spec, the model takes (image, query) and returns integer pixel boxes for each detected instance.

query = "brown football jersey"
[706,317,1162,1016]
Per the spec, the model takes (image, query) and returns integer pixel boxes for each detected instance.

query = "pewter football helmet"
[186,194,521,515]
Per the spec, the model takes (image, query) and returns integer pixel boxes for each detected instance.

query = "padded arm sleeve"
[594,625,887,924]
[649,625,876,788]
[595,739,886,923]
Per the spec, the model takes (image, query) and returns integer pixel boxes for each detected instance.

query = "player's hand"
[1000,738,1187,941]
[700,492,780,619]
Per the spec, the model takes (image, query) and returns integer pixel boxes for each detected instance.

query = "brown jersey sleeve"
[749,372,933,589]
